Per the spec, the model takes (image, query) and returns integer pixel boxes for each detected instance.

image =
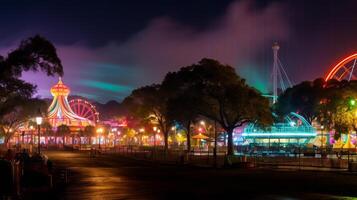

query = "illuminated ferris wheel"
[325,53,357,81]
[69,99,99,124]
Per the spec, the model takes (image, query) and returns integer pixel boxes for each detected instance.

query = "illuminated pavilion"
[47,77,94,129]
[242,112,317,146]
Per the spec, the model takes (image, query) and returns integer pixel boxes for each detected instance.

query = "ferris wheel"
[69,98,99,124]
[325,53,357,81]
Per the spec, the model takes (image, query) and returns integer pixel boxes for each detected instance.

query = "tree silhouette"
[83,125,96,145]
[57,124,71,146]
[0,35,63,120]
[162,58,273,155]
[274,78,325,124]
[123,84,171,151]
[0,98,47,145]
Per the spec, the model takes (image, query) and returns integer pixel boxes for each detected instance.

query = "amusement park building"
[47,78,95,130]
[241,112,317,146]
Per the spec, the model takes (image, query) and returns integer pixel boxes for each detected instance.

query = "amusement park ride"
[325,53,357,81]
[15,42,352,149]
[43,44,357,148]
[242,43,317,146]
[47,78,97,130]
[69,99,99,124]
[244,46,357,148]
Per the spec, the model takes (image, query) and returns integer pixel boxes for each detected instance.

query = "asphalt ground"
[41,151,357,200]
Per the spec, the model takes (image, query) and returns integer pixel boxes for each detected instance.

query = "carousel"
[47,77,95,129]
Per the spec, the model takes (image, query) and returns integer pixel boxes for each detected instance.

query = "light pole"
[96,127,103,150]
[36,116,43,154]
[171,126,177,147]
[30,125,34,145]
[214,120,217,167]
[157,129,161,147]
[139,128,145,146]
[112,128,118,147]
[320,125,324,161]
[153,127,157,148]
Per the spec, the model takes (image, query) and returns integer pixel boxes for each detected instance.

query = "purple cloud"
[0,1,288,102]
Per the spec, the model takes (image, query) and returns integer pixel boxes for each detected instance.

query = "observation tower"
[47,77,94,129]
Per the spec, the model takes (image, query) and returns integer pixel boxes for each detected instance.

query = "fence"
[96,145,356,170]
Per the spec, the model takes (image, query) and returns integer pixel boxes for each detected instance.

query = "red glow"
[325,53,357,81]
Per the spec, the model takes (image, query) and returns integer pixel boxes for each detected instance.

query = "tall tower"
[272,42,280,104]
[47,77,94,128]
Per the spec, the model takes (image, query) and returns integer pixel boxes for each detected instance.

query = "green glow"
[243,112,317,139]
[72,92,98,100]
[350,99,356,106]
[79,80,132,93]
[236,65,269,93]
[242,132,316,137]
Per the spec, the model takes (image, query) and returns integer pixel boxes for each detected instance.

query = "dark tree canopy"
[123,84,172,150]
[83,125,96,137]
[163,58,273,155]
[274,78,325,124]
[275,78,357,139]
[122,58,273,155]
[0,35,63,119]
[57,124,71,135]
[0,98,48,144]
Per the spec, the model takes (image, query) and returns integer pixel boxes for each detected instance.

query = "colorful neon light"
[242,112,317,139]
[242,132,316,137]
[325,53,357,81]
[48,77,94,128]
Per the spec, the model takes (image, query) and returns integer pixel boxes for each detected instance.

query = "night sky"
[0,0,356,102]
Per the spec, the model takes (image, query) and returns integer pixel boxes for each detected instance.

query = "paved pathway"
[46,151,357,200]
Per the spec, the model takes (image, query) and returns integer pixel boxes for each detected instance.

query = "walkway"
[46,151,357,200]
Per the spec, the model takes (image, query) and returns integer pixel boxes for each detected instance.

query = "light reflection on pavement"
[46,151,357,200]
[46,151,151,200]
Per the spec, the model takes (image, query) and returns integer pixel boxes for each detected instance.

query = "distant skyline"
[0,0,356,102]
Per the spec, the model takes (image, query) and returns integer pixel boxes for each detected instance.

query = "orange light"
[325,53,357,81]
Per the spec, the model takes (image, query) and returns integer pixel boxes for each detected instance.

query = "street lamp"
[320,125,325,160]
[29,125,34,146]
[36,116,43,154]
[171,126,177,146]
[139,128,145,146]
[156,129,160,146]
[153,127,157,147]
[96,127,104,149]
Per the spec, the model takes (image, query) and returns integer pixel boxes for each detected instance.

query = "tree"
[0,35,63,120]
[274,78,325,124]
[317,80,357,139]
[0,98,47,146]
[163,58,273,155]
[57,124,71,146]
[162,71,200,152]
[83,125,96,145]
[123,84,172,151]
[0,35,63,145]
[42,121,53,145]
[165,95,197,151]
